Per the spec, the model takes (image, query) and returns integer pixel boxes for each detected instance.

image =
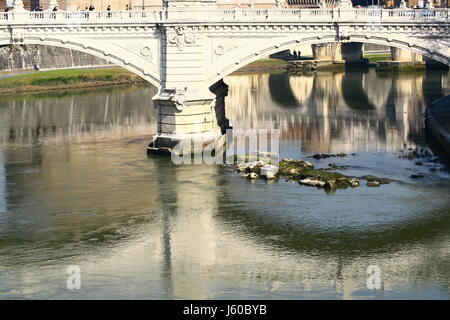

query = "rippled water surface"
[0,69,450,299]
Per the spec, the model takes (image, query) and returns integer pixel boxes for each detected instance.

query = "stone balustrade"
[0,8,448,24]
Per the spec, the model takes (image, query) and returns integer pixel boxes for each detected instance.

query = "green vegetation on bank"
[0,68,145,94]
[236,58,288,73]
[364,53,392,63]
[0,60,289,94]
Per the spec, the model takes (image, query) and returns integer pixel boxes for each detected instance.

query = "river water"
[0,68,450,299]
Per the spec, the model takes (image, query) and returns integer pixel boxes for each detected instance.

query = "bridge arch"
[0,37,162,88]
[207,34,450,87]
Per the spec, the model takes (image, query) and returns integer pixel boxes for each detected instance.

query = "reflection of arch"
[269,71,375,111]
[0,39,161,88]
[216,192,450,259]
[208,36,450,87]
[267,73,326,110]
[288,73,314,106]
[268,73,300,107]
[341,70,377,111]
[362,69,393,109]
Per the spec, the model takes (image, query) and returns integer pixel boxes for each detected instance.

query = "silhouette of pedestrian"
[52,5,58,19]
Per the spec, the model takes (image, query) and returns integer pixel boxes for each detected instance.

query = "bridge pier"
[390,48,423,63]
[148,80,230,154]
[340,43,368,66]
[312,43,343,62]
[376,47,426,71]
[311,43,367,67]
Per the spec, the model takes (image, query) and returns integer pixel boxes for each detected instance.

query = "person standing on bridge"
[107,5,111,18]
[37,5,43,18]
[126,4,132,18]
[51,5,58,19]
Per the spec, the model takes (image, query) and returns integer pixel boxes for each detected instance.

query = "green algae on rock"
[361,175,391,184]
[278,158,358,190]
[233,157,395,192]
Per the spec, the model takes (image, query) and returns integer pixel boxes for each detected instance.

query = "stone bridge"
[0,0,449,152]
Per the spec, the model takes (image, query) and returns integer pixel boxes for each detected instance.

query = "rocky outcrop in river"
[233,154,393,192]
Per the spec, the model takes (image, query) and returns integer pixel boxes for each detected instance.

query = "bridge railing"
[0,12,9,21]
[0,9,448,24]
[0,10,165,23]
[351,8,449,21]
[214,8,449,22]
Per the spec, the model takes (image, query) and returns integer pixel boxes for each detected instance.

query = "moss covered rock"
[279,158,355,189]
[361,175,391,184]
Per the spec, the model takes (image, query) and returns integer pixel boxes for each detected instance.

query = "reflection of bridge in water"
[0,86,158,145]
[226,69,449,153]
[0,69,448,156]
[2,146,450,299]
[0,70,448,153]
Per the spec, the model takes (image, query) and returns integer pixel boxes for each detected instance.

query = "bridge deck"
[0,9,448,24]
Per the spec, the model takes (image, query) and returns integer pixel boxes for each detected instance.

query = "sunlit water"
[0,69,450,299]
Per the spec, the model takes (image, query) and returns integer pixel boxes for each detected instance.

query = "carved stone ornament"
[214,45,224,56]
[338,26,351,43]
[172,88,187,111]
[12,32,24,43]
[168,26,196,52]
[140,46,151,57]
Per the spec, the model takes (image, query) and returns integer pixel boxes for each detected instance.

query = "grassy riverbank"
[235,59,288,72]
[0,59,289,94]
[364,53,392,62]
[0,68,146,94]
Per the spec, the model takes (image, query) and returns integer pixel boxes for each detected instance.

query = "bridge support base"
[376,47,426,71]
[311,43,368,67]
[312,43,343,62]
[148,80,231,155]
[390,47,423,63]
[341,43,368,67]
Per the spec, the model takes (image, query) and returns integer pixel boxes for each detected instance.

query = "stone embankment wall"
[0,45,111,72]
